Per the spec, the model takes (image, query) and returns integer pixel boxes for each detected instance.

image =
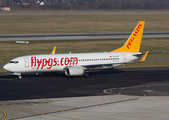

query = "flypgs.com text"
[31,57,78,69]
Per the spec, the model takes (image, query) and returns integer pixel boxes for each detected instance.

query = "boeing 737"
[3,21,149,79]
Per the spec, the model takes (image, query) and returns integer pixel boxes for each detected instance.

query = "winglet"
[51,46,56,54]
[139,50,149,63]
[111,21,145,52]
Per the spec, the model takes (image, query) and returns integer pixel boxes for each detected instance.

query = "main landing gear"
[83,72,88,77]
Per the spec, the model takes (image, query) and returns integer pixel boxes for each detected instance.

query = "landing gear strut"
[12,73,22,79]
[83,72,88,77]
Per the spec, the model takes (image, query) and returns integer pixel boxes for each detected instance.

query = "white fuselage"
[3,52,139,74]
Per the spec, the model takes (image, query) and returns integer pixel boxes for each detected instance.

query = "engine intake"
[65,67,84,76]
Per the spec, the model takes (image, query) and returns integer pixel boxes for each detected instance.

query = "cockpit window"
[9,61,19,64]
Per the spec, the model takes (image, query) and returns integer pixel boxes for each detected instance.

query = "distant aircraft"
[3,21,150,79]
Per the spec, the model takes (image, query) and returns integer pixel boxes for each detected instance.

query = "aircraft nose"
[3,64,10,71]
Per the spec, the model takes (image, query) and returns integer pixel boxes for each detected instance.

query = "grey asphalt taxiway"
[0,11,169,15]
[0,32,169,41]
[0,67,169,120]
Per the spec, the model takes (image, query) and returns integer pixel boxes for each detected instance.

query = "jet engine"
[64,67,84,76]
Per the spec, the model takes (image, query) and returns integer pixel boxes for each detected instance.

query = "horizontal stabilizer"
[133,51,165,56]
[139,51,149,63]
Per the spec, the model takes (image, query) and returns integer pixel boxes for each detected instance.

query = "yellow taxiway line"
[0,109,7,120]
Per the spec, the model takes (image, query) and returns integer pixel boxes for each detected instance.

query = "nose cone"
[3,64,10,72]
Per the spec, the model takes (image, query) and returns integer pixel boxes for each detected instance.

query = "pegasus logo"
[126,23,142,49]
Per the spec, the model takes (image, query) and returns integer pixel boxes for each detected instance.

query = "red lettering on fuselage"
[31,57,78,70]
[31,57,34,67]
[37,59,42,69]
[53,58,57,66]
[31,56,37,67]
[34,57,36,67]
[41,58,47,69]
[69,57,78,65]
[60,58,64,66]
[47,58,53,69]
[65,58,69,66]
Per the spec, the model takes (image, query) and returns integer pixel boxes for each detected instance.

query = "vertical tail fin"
[111,21,145,52]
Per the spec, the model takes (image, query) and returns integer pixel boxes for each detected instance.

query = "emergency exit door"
[123,54,126,63]
[24,58,29,67]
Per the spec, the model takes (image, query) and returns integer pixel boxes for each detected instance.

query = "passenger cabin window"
[10,61,19,64]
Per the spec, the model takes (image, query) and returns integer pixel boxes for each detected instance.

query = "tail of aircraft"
[111,21,145,53]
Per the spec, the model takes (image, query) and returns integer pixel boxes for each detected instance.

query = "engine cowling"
[64,67,84,76]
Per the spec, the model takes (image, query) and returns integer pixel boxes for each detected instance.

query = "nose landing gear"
[12,73,22,79]
[18,75,22,79]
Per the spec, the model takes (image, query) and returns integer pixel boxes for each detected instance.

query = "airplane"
[3,21,149,79]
